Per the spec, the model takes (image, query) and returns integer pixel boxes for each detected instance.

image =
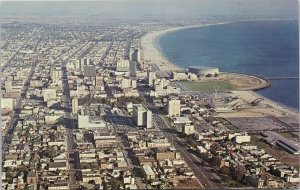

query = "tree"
[49,132,57,141]
[211,156,221,167]
[219,166,230,175]
[46,146,58,158]
[233,165,246,182]
[111,178,123,190]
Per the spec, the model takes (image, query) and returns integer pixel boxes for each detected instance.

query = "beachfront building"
[150,78,180,97]
[147,71,156,87]
[172,70,197,81]
[188,66,219,76]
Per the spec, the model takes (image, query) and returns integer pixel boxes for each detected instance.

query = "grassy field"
[182,81,236,91]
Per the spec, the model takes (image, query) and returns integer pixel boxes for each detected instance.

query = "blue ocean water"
[158,20,299,111]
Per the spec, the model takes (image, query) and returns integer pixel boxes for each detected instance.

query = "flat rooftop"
[263,131,300,154]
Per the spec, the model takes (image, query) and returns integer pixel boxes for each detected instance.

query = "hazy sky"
[0,0,298,21]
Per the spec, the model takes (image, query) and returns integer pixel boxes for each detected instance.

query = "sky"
[0,0,298,21]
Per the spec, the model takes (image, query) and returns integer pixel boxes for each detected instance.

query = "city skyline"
[0,1,299,190]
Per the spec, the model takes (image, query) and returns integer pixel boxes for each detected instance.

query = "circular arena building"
[188,66,219,76]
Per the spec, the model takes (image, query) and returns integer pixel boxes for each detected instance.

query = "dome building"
[188,66,219,76]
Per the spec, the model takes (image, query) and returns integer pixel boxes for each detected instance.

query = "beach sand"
[230,90,299,118]
[140,28,181,71]
[141,23,299,118]
[140,23,230,71]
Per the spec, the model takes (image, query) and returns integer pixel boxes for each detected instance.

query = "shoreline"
[140,22,299,116]
[140,22,232,71]
[231,90,299,117]
[140,18,298,72]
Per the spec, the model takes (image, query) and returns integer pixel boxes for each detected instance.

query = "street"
[152,113,221,189]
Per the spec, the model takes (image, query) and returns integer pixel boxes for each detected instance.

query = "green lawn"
[182,81,236,91]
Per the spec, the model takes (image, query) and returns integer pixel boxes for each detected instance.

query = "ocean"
[158,20,299,111]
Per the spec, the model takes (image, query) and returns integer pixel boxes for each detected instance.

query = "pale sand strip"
[140,23,231,71]
[141,23,299,117]
[230,91,299,119]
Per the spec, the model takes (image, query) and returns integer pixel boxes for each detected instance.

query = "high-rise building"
[1,98,15,111]
[75,58,90,71]
[95,76,104,91]
[131,79,137,89]
[52,69,61,83]
[120,78,137,89]
[80,58,90,66]
[129,60,136,76]
[116,59,130,72]
[131,49,140,62]
[72,97,78,114]
[182,124,194,135]
[4,80,12,92]
[147,71,156,87]
[75,59,81,71]
[146,110,153,129]
[43,89,57,102]
[133,104,152,129]
[167,99,181,116]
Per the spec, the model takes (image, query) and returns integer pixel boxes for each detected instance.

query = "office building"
[147,71,156,87]
[73,58,90,71]
[75,59,81,71]
[78,112,106,129]
[167,99,181,116]
[43,89,57,102]
[121,78,137,89]
[131,49,140,62]
[52,69,61,83]
[182,124,194,135]
[1,98,15,111]
[133,104,152,129]
[116,59,130,72]
[72,97,78,114]
[5,80,12,92]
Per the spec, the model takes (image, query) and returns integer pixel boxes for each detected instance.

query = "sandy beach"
[140,23,299,118]
[231,90,299,118]
[140,23,231,71]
